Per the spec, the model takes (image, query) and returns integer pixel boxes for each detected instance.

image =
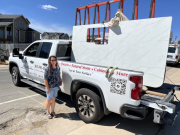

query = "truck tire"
[11,66,21,86]
[75,88,104,123]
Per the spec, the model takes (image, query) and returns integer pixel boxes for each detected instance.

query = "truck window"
[39,42,52,59]
[56,44,71,57]
[24,43,40,57]
[168,47,176,53]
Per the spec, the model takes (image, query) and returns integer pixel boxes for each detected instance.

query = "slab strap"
[105,67,118,79]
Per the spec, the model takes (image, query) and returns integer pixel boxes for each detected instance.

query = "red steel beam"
[88,8,90,24]
[108,3,111,22]
[75,8,78,25]
[78,2,107,10]
[78,10,81,25]
[135,0,138,20]
[97,6,100,37]
[152,0,155,18]
[121,0,124,13]
[77,0,126,10]
[87,8,90,42]
[108,3,111,32]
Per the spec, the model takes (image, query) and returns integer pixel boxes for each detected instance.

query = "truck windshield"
[168,47,176,53]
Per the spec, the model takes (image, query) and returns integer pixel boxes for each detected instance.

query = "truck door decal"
[110,77,127,95]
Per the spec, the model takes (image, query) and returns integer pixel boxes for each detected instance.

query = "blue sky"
[0,0,179,40]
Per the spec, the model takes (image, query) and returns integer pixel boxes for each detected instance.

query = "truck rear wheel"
[11,66,21,86]
[75,88,104,123]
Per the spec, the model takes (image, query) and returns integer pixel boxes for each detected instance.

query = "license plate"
[167,55,172,58]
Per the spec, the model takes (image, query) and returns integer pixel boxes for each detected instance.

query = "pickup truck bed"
[148,83,175,94]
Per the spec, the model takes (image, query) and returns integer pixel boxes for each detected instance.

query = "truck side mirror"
[19,53,24,59]
[12,48,19,57]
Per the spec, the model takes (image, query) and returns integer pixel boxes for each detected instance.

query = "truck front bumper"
[120,104,149,120]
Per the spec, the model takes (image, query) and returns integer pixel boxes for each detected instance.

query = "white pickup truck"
[9,39,180,125]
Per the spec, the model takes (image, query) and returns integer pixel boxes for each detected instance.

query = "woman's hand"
[44,80,50,94]
[47,88,50,94]
[60,81,62,86]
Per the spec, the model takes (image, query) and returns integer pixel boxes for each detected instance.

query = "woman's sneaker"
[46,113,52,119]
[51,112,58,118]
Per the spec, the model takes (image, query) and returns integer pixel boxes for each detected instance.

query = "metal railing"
[7,36,13,39]
[0,34,4,39]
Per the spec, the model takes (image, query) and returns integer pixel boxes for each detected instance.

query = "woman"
[44,56,62,119]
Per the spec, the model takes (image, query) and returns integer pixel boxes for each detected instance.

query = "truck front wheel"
[75,88,104,123]
[11,66,21,86]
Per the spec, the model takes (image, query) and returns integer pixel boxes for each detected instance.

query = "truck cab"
[10,40,71,84]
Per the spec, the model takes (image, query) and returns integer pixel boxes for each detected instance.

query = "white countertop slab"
[71,17,172,88]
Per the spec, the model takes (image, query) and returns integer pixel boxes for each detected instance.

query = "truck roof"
[35,39,72,44]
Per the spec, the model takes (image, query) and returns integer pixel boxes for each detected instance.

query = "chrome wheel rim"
[12,69,17,83]
[78,95,95,118]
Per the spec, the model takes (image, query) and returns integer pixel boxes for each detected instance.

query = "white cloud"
[29,19,72,35]
[40,5,57,11]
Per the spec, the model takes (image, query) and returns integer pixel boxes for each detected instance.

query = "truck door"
[56,43,72,94]
[19,42,40,80]
[33,42,52,84]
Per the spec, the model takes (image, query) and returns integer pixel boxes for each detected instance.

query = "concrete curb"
[0,64,9,69]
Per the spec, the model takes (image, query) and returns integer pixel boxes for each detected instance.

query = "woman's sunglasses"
[51,60,57,62]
